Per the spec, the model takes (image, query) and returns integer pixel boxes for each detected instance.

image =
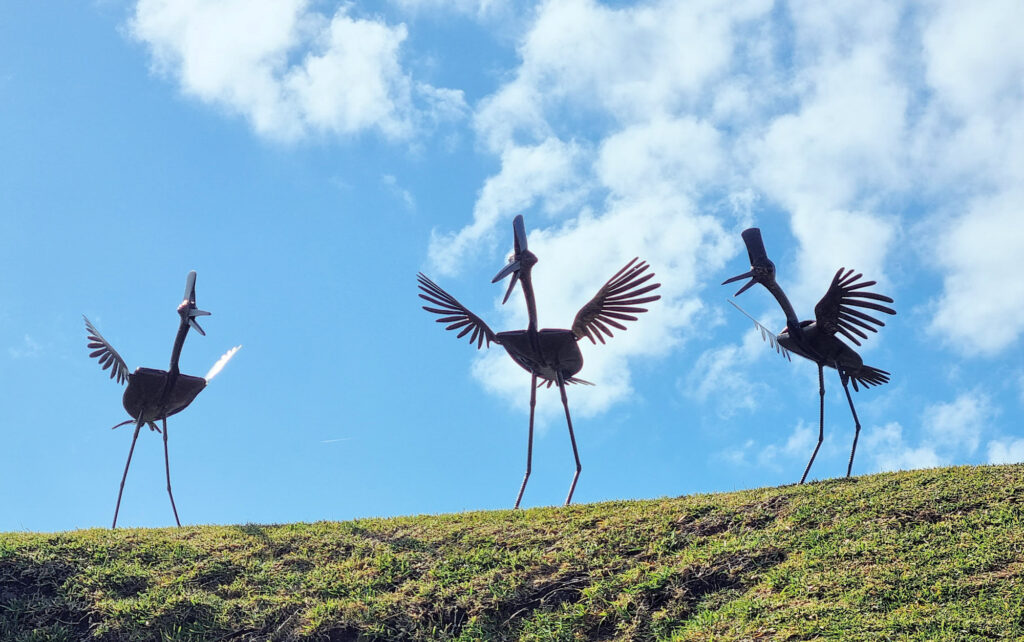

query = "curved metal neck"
[519,269,539,333]
[168,318,189,376]
[764,278,803,341]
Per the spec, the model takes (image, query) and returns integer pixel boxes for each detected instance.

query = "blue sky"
[2,0,1023,532]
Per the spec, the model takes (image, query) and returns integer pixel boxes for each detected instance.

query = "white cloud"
[919,0,1024,355]
[723,421,820,473]
[381,174,415,211]
[748,7,906,306]
[685,317,785,417]
[928,189,1024,355]
[428,138,588,276]
[429,0,1024,422]
[864,421,943,472]
[474,0,772,151]
[130,0,465,141]
[921,392,994,455]
[988,438,1024,465]
[389,0,512,20]
[431,0,771,418]
[864,392,999,472]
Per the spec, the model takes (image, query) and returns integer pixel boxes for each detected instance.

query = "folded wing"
[572,258,661,345]
[814,268,896,347]
[83,316,130,385]
[417,273,497,350]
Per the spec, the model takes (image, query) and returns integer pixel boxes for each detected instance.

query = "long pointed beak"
[491,260,521,304]
[722,269,757,296]
[722,228,775,296]
[188,309,210,336]
[501,271,520,304]
[492,260,520,283]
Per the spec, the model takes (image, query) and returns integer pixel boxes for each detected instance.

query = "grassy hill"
[2,464,1022,641]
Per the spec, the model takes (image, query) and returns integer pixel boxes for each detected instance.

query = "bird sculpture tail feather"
[727,300,791,361]
[538,376,594,389]
[205,345,242,381]
[846,364,890,391]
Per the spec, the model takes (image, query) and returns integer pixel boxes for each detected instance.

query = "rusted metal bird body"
[723,228,895,483]
[418,215,661,508]
[85,271,239,528]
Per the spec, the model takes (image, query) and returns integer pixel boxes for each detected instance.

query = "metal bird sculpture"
[418,215,661,508]
[84,271,240,528]
[723,228,895,483]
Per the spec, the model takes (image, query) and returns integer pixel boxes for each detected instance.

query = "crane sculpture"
[418,215,661,508]
[723,228,895,483]
[84,271,240,528]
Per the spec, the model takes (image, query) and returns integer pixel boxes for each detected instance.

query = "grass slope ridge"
[2,465,1023,641]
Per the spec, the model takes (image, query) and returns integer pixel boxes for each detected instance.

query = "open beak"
[490,215,529,304]
[181,270,211,335]
[721,228,775,296]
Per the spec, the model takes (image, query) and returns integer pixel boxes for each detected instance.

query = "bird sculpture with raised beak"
[418,215,661,508]
[85,271,240,528]
[723,228,895,483]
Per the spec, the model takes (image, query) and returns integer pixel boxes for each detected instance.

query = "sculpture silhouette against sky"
[419,215,661,508]
[85,271,240,528]
[723,228,896,483]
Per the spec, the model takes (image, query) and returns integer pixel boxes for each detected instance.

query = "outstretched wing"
[572,258,661,345]
[417,273,497,350]
[727,300,791,361]
[814,268,896,347]
[83,316,130,385]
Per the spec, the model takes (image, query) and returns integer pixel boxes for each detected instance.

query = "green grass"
[3,464,1023,641]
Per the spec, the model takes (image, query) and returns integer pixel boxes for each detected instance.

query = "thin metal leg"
[841,373,862,478]
[800,364,826,485]
[162,418,182,527]
[557,374,582,506]
[514,374,538,510]
[113,417,144,529]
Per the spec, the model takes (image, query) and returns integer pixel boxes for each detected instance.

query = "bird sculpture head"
[178,270,211,335]
[721,227,777,296]
[491,214,538,304]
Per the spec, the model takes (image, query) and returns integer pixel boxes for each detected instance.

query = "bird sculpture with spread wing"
[723,228,895,483]
[85,271,240,528]
[418,215,661,507]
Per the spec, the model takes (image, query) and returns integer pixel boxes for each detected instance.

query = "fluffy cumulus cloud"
[920,0,1024,355]
[431,0,772,417]
[425,0,1024,422]
[130,0,465,140]
[864,422,943,473]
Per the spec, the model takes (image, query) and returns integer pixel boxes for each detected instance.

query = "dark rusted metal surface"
[84,271,214,528]
[419,215,661,508]
[723,228,896,483]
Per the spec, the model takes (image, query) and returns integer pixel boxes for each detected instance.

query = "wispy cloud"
[381,174,415,211]
[8,334,42,359]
